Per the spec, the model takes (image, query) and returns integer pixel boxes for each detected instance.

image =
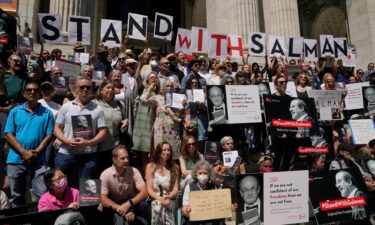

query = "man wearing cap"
[180,59,207,92]
[92,47,111,77]
[121,57,139,102]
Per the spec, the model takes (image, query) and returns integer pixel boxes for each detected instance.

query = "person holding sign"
[214,136,246,175]
[140,74,183,160]
[181,160,225,225]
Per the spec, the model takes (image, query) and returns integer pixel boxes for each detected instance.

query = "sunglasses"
[226,81,233,84]
[187,143,196,147]
[278,81,287,85]
[118,57,126,61]
[26,88,40,93]
[79,85,91,90]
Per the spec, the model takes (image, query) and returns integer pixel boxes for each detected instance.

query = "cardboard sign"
[349,119,375,145]
[191,26,210,53]
[189,189,232,221]
[209,33,227,60]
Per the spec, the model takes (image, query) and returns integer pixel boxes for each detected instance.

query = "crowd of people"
[0,37,374,225]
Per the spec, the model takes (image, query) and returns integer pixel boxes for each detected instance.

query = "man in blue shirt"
[5,81,55,207]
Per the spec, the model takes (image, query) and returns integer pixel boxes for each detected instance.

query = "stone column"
[230,0,260,45]
[49,0,83,34]
[263,0,300,37]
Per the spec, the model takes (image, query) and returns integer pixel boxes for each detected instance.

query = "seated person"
[38,169,79,211]
[100,145,148,224]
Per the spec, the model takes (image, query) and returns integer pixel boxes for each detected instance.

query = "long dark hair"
[44,168,57,192]
[153,141,178,190]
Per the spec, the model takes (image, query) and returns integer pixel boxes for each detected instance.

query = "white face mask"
[197,174,209,183]
[150,60,159,67]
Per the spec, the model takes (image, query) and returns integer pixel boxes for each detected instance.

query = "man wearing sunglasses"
[5,81,55,207]
[4,54,28,103]
[54,76,107,183]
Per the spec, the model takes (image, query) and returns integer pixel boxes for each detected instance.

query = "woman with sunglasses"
[38,169,79,211]
[221,76,235,85]
[273,74,290,97]
[295,73,312,98]
[179,136,205,190]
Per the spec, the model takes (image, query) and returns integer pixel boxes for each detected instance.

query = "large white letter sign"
[269,35,286,57]
[127,13,148,41]
[209,34,227,59]
[154,12,173,41]
[175,28,192,54]
[38,13,63,44]
[191,27,210,52]
[227,34,244,58]
[333,38,348,60]
[287,37,303,59]
[320,35,334,57]
[68,16,91,45]
[248,32,266,57]
[101,19,122,47]
[304,39,318,61]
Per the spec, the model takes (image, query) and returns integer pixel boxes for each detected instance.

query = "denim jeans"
[55,152,97,182]
[7,164,48,207]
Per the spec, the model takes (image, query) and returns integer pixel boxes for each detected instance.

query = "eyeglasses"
[26,88,40,93]
[118,57,126,61]
[51,175,67,183]
[278,81,287,85]
[79,85,91,90]
[187,143,196,147]
[161,62,170,65]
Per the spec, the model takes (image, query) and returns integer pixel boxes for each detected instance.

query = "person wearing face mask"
[182,160,225,225]
[38,169,79,211]
[140,51,161,81]
[258,155,273,173]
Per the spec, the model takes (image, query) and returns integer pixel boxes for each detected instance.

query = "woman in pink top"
[38,169,79,211]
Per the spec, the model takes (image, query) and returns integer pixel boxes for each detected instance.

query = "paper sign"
[349,119,375,145]
[127,13,148,41]
[222,150,238,167]
[307,90,344,120]
[189,189,232,221]
[225,85,262,123]
[249,32,266,57]
[227,34,244,58]
[344,82,369,110]
[55,60,81,77]
[191,26,210,53]
[79,53,90,65]
[172,93,186,109]
[263,171,309,225]
[209,33,227,60]
[268,36,286,57]
[101,19,122,47]
[175,28,192,54]
[154,12,173,41]
[68,16,91,45]
[303,39,318,61]
[320,35,334,57]
[38,13,63,44]
[79,179,101,206]
[193,89,205,103]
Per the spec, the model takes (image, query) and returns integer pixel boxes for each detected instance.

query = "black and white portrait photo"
[363,86,375,114]
[207,85,227,125]
[79,179,101,206]
[71,114,93,139]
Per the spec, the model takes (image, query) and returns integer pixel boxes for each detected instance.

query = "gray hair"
[191,160,213,181]
[80,65,93,75]
[74,75,92,89]
[220,136,233,148]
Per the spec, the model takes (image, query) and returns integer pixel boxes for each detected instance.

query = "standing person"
[5,81,55,207]
[181,60,207,92]
[218,136,246,174]
[273,74,289,97]
[295,73,312,98]
[145,142,179,225]
[100,145,148,224]
[4,54,28,103]
[140,76,183,160]
[54,76,107,183]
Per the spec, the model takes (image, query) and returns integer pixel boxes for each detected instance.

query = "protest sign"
[263,95,319,137]
[171,93,186,109]
[175,28,192,54]
[154,12,173,41]
[344,82,369,110]
[127,13,147,41]
[209,33,227,60]
[269,81,297,97]
[248,32,266,57]
[189,189,232,221]
[348,119,375,145]
[191,26,210,53]
[16,36,33,54]
[68,16,91,45]
[101,19,122,47]
[207,85,227,125]
[342,50,356,67]
[52,76,69,95]
[79,179,101,206]
[287,37,303,59]
[222,150,238,168]
[263,170,309,225]
[38,13,63,44]
[269,36,286,57]
[227,34,244,58]
[320,35,334,57]
[333,38,348,60]
[225,85,262,123]
[362,86,375,115]
[303,39,318,61]
[307,90,344,120]
[55,60,81,77]
[309,169,370,224]
[363,158,375,180]
[186,89,205,103]
[285,65,302,81]
[204,141,221,163]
